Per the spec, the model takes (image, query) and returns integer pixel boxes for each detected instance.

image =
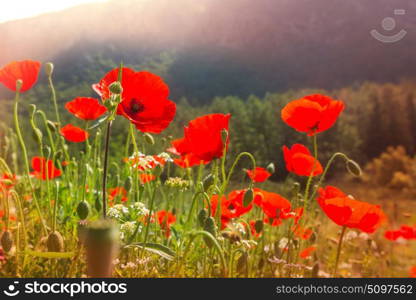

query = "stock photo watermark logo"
[370,9,407,43]
[2,281,128,297]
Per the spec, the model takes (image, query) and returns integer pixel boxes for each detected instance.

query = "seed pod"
[143,133,155,145]
[197,208,208,227]
[47,231,64,252]
[77,201,90,220]
[243,188,254,207]
[85,220,118,278]
[1,231,13,252]
[203,217,216,248]
[202,174,214,192]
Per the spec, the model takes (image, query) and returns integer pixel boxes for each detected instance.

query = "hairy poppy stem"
[13,90,48,235]
[333,226,347,277]
[303,135,317,207]
[102,121,112,218]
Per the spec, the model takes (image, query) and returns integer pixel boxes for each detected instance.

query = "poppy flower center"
[130,98,145,113]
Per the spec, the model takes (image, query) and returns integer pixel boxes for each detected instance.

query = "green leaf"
[125,243,175,261]
[24,250,75,259]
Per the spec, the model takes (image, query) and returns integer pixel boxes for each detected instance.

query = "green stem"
[333,226,347,277]
[303,135,318,207]
[13,91,48,235]
[47,73,61,126]
[101,121,112,218]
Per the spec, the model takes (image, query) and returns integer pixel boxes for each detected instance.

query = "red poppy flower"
[65,97,107,121]
[94,68,176,134]
[384,225,416,241]
[246,167,272,183]
[317,186,387,233]
[292,225,313,240]
[283,144,323,176]
[60,124,89,142]
[31,157,61,180]
[139,173,156,184]
[0,60,41,92]
[171,114,231,163]
[156,210,176,237]
[108,187,128,204]
[410,266,416,278]
[210,189,253,229]
[281,94,344,136]
[299,246,316,259]
[253,188,291,226]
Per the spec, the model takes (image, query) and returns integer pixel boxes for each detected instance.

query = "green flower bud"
[203,217,216,248]
[346,159,362,177]
[77,201,90,220]
[197,208,208,227]
[109,81,123,94]
[254,219,264,234]
[15,79,23,92]
[94,196,102,212]
[221,129,228,144]
[45,62,54,77]
[143,133,155,145]
[47,120,57,132]
[202,174,214,192]
[243,188,254,207]
[32,128,43,145]
[266,162,275,174]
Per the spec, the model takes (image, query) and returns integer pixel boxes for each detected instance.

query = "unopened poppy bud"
[47,231,64,252]
[32,128,43,145]
[197,208,208,227]
[77,201,90,220]
[54,150,63,161]
[45,62,54,77]
[243,188,254,207]
[47,120,57,132]
[15,79,23,92]
[346,159,362,177]
[94,196,102,212]
[109,81,123,94]
[203,174,214,192]
[221,129,228,144]
[124,176,133,192]
[254,219,264,234]
[143,133,155,145]
[1,231,13,252]
[203,217,216,248]
[266,162,275,174]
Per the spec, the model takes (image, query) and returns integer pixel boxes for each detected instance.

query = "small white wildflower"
[158,152,173,162]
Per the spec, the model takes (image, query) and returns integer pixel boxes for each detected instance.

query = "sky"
[0,0,109,23]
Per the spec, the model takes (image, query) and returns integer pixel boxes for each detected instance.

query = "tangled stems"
[333,226,347,277]
[13,88,48,235]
